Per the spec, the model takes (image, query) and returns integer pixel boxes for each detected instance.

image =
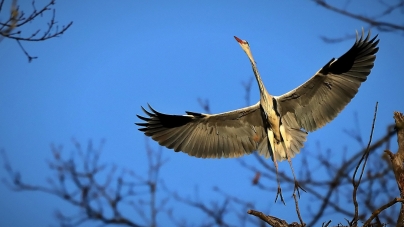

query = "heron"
[136,30,379,202]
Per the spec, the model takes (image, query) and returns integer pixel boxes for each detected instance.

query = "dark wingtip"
[146,103,160,115]
[136,114,150,121]
[319,29,379,75]
[356,29,379,45]
[140,105,155,117]
[136,122,149,127]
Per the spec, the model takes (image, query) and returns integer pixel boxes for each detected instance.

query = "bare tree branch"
[241,76,254,107]
[384,111,404,226]
[313,0,404,32]
[0,0,72,62]
[1,139,170,227]
[350,102,378,226]
[363,197,404,226]
[170,187,234,227]
[247,209,299,227]
[293,193,305,226]
[197,98,211,114]
[313,0,404,43]
[240,108,397,226]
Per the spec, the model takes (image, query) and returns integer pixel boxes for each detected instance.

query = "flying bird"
[136,30,379,201]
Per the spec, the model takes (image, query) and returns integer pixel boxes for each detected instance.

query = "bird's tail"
[278,112,308,160]
[260,113,307,161]
[257,113,307,161]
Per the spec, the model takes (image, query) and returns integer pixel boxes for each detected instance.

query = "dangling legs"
[268,130,285,204]
[281,124,306,198]
[287,156,306,198]
[273,159,285,204]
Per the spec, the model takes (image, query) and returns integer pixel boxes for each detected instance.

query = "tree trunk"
[385,112,404,227]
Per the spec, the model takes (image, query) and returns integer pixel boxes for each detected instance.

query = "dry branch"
[384,112,404,226]
[0,0,72,62]
[1,139,168,227]
[314,0,404,31]
[313,0,404,42]
[350,102,378,226]
[247,209,303,227]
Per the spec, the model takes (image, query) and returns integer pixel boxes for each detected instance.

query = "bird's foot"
[293,179,306,199]
[275,185,286,205]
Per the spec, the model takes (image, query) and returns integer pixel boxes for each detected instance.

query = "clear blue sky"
[1,0,403,226]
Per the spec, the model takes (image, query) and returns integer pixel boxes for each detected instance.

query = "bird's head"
[234,36,255,64]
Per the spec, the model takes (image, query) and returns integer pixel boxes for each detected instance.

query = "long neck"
[249,59,267,95]
[243,46,271,105]
[248,56,273,108]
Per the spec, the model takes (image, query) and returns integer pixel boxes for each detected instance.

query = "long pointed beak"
[234,36,243,43]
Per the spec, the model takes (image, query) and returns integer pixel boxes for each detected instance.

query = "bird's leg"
[287,156,306,198]
[268,129,285,204]
[273,158,285,205]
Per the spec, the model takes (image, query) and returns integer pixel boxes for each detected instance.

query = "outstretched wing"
[276,30,379,132]
[136,103,267,158]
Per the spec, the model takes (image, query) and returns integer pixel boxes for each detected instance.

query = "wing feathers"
[136,30,378,162]
[277,30,379,131]
[136,103,266,159]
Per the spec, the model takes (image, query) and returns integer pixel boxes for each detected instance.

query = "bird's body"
[136,30,379,198]
[242,41,307,163]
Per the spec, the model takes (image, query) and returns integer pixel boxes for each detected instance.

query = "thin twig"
[351,102,378,225]
[241,76,254,106]
[0,0,72,61]
[363,197,404,226]
[313,0,404,32]
[16,39,37,62]
[197,98,210,113]
[293,193,305,226]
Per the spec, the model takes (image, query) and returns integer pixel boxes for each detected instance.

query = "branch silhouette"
[1,139,169,227]
[0,0,72,62]
[313,0,404,43]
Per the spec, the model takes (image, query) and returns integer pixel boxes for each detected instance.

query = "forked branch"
[0,0,72,61]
